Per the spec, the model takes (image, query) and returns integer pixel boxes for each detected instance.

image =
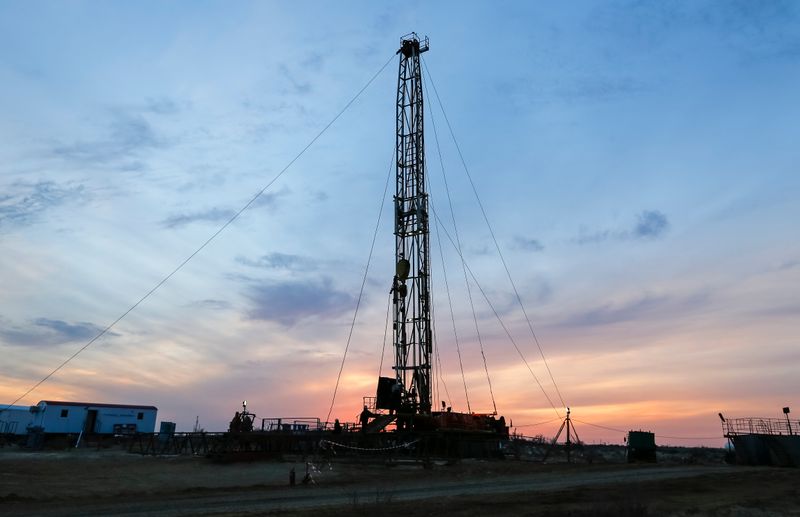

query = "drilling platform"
[128,34,509,461]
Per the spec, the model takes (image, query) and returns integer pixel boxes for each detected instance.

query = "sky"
[1,1,798,446]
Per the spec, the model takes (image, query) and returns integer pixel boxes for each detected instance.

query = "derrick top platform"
[398,33,429,57]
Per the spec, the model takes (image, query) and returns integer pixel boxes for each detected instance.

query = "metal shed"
[0,405,35,435]
[30,401,158,435]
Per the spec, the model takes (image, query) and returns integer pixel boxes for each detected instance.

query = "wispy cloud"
[52,112,165,165]
[495,75,648,106]
[470,244,492,256]
[698,0,800,61]
[237,252,320,273]
[245,277,355,326]
[309,190,329,203]
[588,0,800,61]
[557,292,708,328]
[576,209,670,244]
[555,76,648,102]
[512,236,545,252]
[160,207,236,228]
[575,228,612,245]
[748,302,800,319]
[185,299,232,311]
[633,210,669,239]
[0,318,113,348]
[300,52,327,72]
[143,97,181,115]
[278,64,312,95]
[161,188,287,229]
[0,181,87,230]
[251,189,287,210]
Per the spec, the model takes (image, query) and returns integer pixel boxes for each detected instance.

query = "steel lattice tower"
[392,34,432,415]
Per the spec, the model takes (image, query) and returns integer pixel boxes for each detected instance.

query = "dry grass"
[1,444,798,516]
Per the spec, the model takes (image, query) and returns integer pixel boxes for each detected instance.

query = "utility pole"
[543,407,580,463]
[392,33,432,415]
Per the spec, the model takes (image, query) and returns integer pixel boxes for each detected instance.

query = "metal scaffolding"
[392,33,432,415]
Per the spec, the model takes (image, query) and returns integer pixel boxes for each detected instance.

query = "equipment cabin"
[1,400,157,435]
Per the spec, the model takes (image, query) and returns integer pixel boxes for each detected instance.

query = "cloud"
[278,64,312,95]
[700,0,800,60]
[530,278,554,304]
[52,112,164,165]
[633,210,669,239]
[245,277,356,326]
[143,97,181,115]
[160,207,236,228]
[495,75,649,107]
[185,299,232,311]
[575,228,612,245]
[513,236,545,252]
[310,190,329,203]
[748,303,800,319]
[557,292,708,328]
[0,181,87,229]
[470,244,492,256]
[0,318,112,348]
[300,52,326,72]
[251,189,287,210]
[554,77,648,102]
[588,0,800,61]
[576,209,669,244]
[237,252,320,273]
[161,188,286,229]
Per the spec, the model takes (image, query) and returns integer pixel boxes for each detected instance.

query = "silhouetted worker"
[229,411,242,433]
[359,405,372,432]
[241,413,253,433]
[333,418,342,434]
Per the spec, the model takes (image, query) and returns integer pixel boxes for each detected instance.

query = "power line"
[431,214,472,412]
[429,204,561,418]
[572,419,628,434]
[423,58,567,410]
[572,418,721,441]
[377,292,392,379]
[4,53,396,412]
[325,145,395,425]
[426,229,454,410]
[434,333,453,411]
[515,417,562,428]
[425,72,496,415]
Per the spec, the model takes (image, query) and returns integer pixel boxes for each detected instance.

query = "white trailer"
[0,405,35,435]
[30,400,157,434]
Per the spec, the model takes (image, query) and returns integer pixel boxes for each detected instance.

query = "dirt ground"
[1,446,798,516]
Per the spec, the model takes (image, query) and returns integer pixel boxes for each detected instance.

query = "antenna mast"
[392,33,432,415]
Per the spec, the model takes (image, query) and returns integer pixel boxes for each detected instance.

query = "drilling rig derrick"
[370,34,508,440]
[372,34,432,420]
[391,33,431,416]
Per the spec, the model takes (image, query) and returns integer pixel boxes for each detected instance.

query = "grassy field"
[1,444,797,515]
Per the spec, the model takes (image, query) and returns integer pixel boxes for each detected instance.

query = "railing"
[127,432,226,455]
[260,417,323,432]
[400,33,429,53]
[723,417,799,437]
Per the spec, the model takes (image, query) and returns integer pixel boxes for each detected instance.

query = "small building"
[0,405,36,435]
[627,430,657,462]
[722,413,800,467]
[1,400,158,435]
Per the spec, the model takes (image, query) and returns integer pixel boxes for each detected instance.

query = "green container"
[628,431,656,450]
